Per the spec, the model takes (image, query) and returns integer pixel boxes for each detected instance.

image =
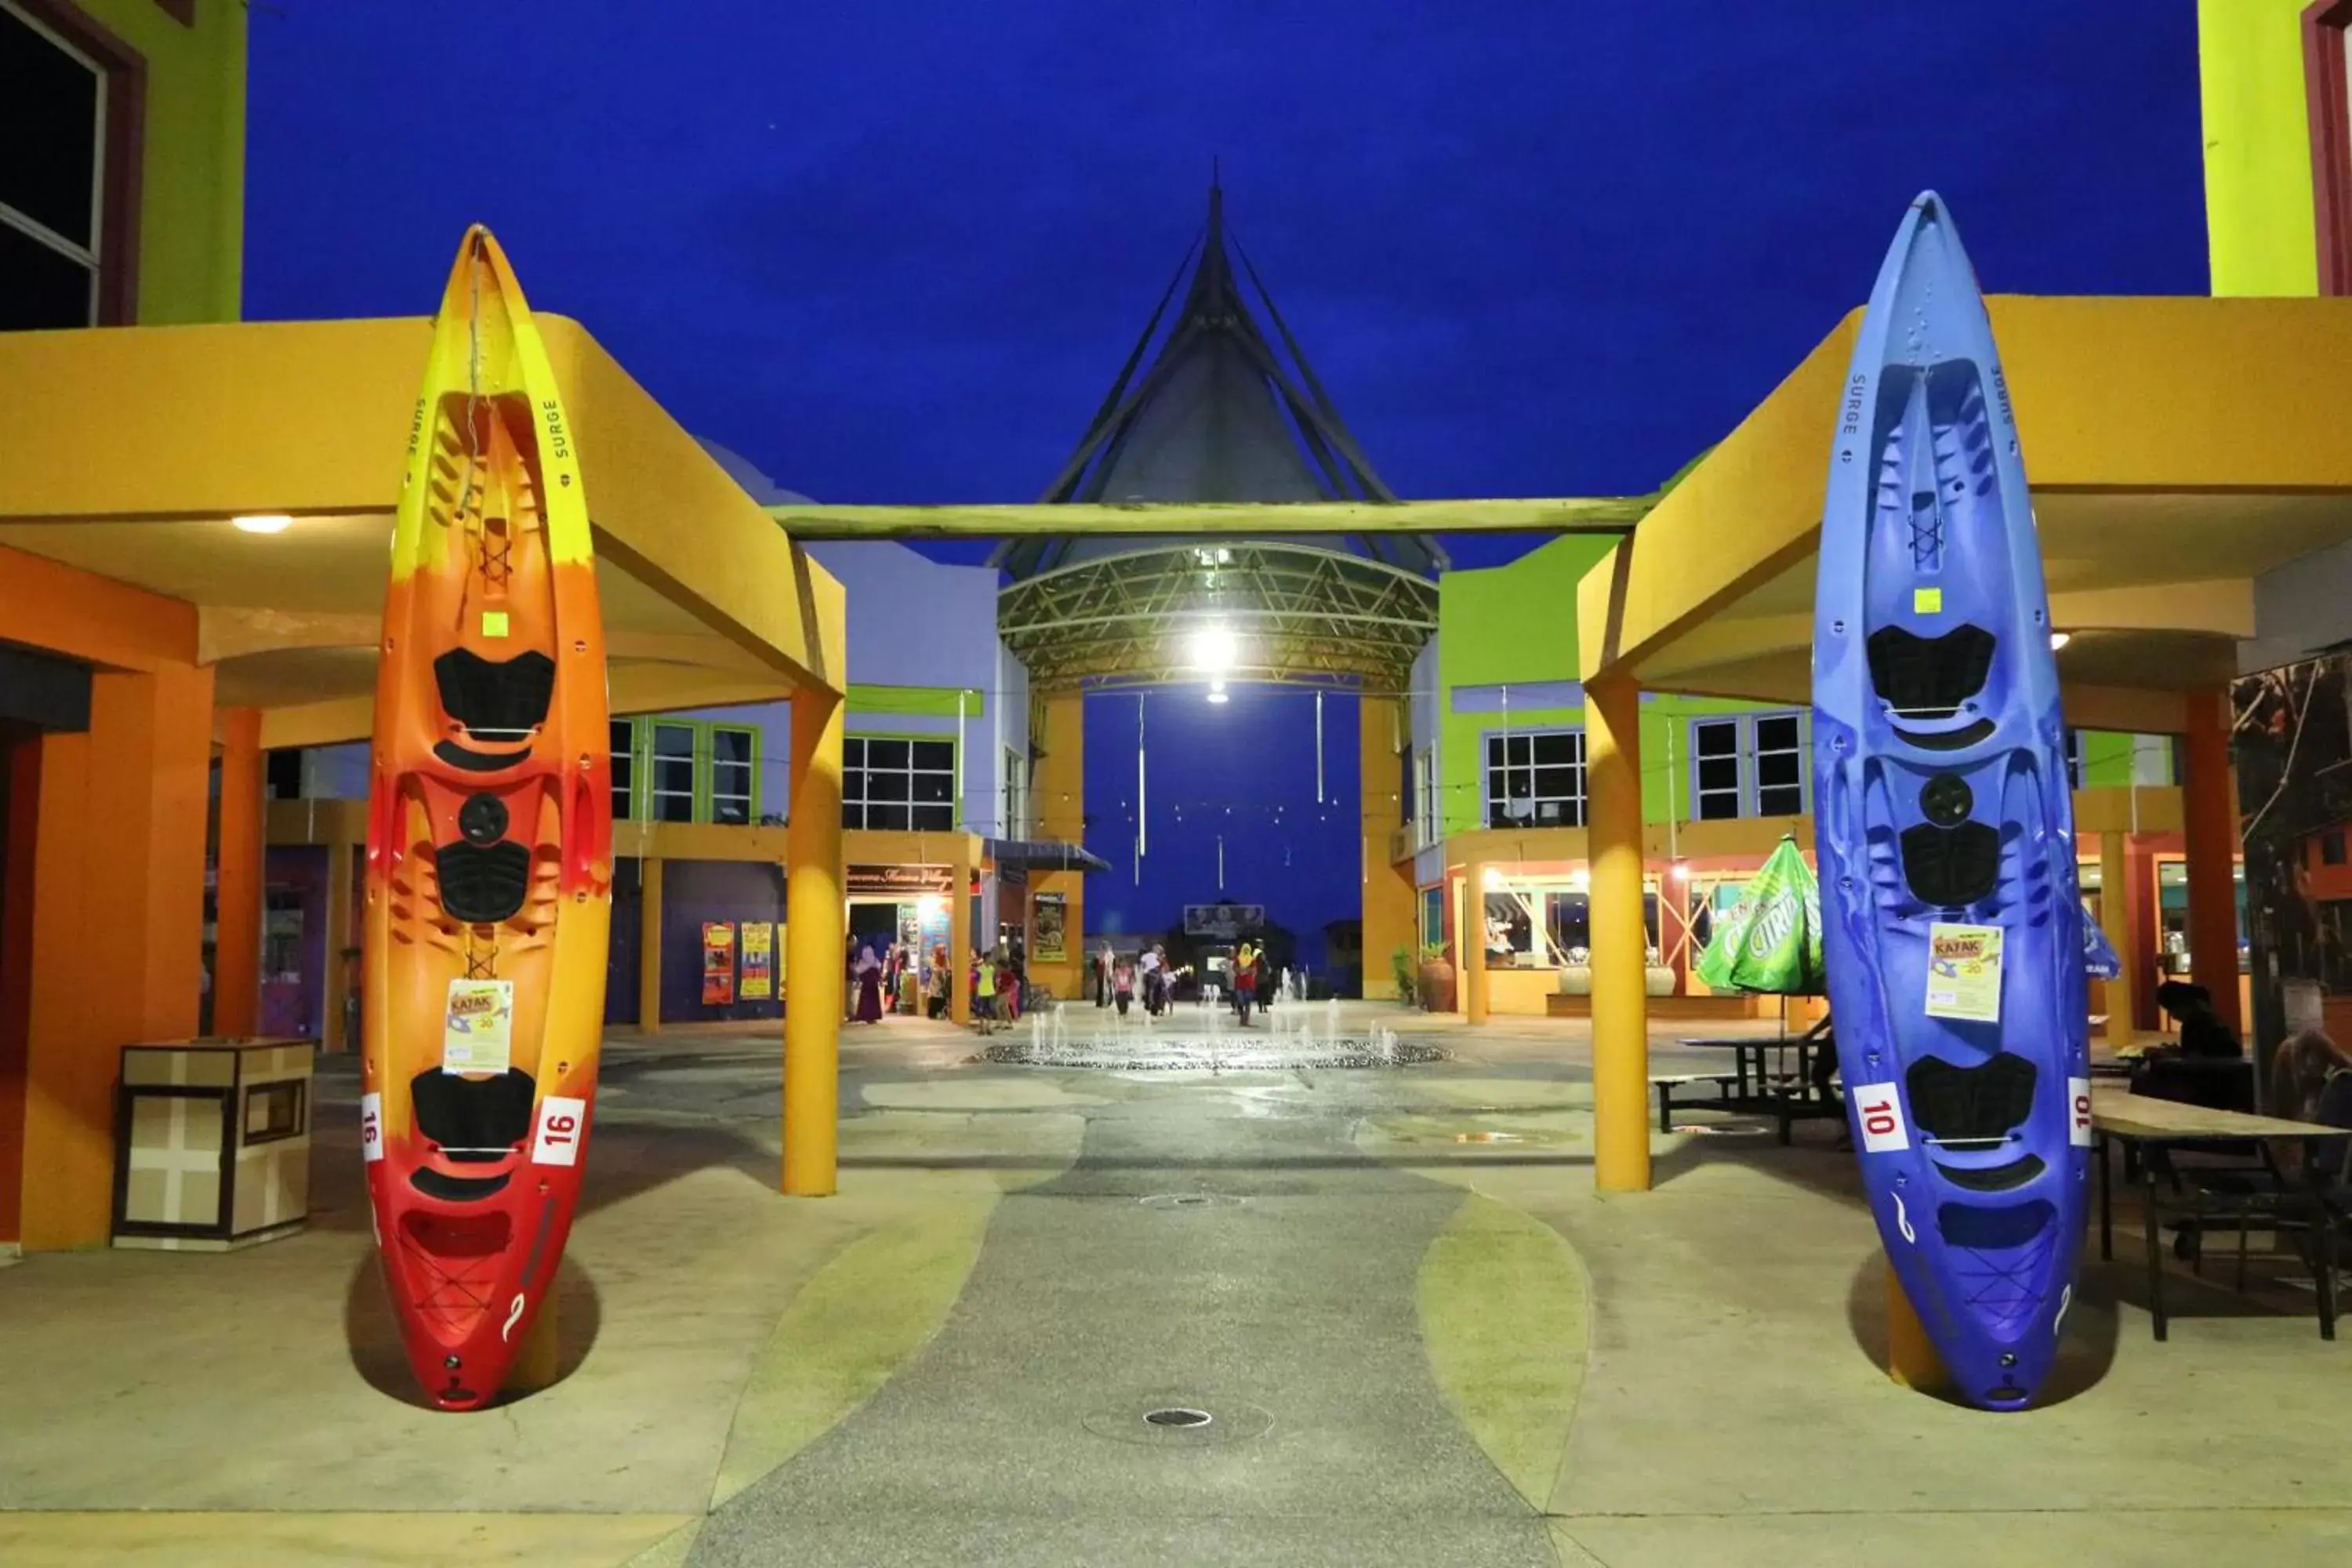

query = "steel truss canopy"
[999,539,1437,692]
[985,175,1504,690]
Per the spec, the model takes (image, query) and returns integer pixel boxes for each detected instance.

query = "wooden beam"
[763,497,1650,540]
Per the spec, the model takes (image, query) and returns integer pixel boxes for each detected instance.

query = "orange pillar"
[212,708,264,1039]
[0,735,42,1247]
[2125,835,2161,1033]
[21,664,216,1249]
[2180,690,2242,1036]
[1033,692,1086,1001]
[1465,860,1491,1025]
[783,690,845,1196]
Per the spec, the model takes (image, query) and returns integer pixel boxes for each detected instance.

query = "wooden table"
[2090,1083,2341,1341]
[1672,1036,1843,1145]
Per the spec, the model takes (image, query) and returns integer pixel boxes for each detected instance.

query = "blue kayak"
[1811,192,2089,1410]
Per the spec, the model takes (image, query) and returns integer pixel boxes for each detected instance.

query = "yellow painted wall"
[2200,0,2319,296]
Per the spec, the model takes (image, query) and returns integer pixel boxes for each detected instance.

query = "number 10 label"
[1850,1083,1911,1152]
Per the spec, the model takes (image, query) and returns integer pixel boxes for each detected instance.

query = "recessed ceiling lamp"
[2049,630,2071,651]
[1207,677,1230,705]
[231,514,294,535]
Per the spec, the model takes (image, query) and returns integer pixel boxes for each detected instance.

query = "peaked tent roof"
[993,180,1445,580]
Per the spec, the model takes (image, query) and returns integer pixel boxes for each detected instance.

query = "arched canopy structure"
[995,177,1441,691]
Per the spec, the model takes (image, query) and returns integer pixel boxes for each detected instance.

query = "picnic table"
[2091,1082,2343,1341]
[1661,1033,1844,1145]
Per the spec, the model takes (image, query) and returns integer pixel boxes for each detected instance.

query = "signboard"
[1184,903,1265,941]
[702,922,736,1005]
[1924,922,2002,1022]
[739,921,775,1000]
[847,864,953,899]
[1033,891,1068,963]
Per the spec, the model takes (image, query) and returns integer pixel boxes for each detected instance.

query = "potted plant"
[1416,941,1456,1013]
[1391,946,1418,1006]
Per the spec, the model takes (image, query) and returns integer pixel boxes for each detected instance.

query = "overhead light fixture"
[1567,869,1591,892]
[1482,868,1504,889]
[232,514,294,535]
[1206,689,1230,706]
[1189,622,1239,674]
[1669,860,1690,882]
[2049,631,2071,651]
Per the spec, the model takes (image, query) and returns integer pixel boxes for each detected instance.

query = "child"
[1113,955,1137,1017]
[975,952,998,1034]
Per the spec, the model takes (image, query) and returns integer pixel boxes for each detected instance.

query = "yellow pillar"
[1464,859,1490,1025]
[321,836,354,1054]
[637,855,663,1035]
[2180,688,2243,1036]
[1886,1273,1949,1393]
[1587,675,1650,1192]
[783,691,844,1197]
[509,1296,560,1393]
[949,836,973,1026]
[212,707,264,1039]
[1359,695,1417,1000]
[2098,830,2137,1047]
[1033,691,1086,1001]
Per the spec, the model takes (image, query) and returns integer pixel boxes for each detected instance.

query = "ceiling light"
[1483,868,1504,889]
[2049,631,2071,651]
[1206,690,1230,706]
[1670,861,1690,882]
[232,514,294,535]
[1189,622,1239,674]
[1567,869,1591,893]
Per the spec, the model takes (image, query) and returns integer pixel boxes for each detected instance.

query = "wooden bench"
[1651,1073,1745,1132]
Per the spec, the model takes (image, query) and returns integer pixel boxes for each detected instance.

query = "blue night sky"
[246,1,2207,971]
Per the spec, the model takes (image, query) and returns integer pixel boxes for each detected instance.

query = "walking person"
[1139,943,1162,1018]
[1095,941,1115,1007]
[974,949,999,1035]
[1233,941,1259,1026]
[1113,953,1137,1017]
[852,944,884,1025]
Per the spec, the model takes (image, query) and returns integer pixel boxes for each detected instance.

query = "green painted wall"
[1434,541,2155,836]
[2198,0,2318,298]
[77,0,247,323]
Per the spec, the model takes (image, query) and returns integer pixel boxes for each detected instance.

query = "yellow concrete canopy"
[0,317,847,746]
[1577,296,2352,734]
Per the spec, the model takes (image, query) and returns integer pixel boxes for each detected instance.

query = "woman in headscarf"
[1233,941,1259,1025]
[852,943,884,1025]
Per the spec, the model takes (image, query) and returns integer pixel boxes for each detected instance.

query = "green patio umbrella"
[1695,836,1825,996]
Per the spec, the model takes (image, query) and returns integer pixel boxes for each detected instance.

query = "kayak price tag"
[442,978,515,1075]
[1924,922,2002,1022]
[360,1091,385,1163]
[1912,586,1942,615]
[532,1095,589,1167]
[2068,1077,2094,1148]
[1849,1083,1911,1152]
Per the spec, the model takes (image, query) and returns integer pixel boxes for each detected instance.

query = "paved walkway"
[2,1005,2347,1565]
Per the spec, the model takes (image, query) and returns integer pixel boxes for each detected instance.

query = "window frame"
[646,720,699,824]
[1481,727,1587,829]
[2307,1,2352,294]
[2,0,144,327]
[1686,710,1812,822]
[609,717,638,823]
[706,723,759,825]
[843,731,960,833]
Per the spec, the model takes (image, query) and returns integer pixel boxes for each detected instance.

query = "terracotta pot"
[1417,957,1457,1014]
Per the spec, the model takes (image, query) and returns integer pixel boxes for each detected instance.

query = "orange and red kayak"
[361,226,612,1410]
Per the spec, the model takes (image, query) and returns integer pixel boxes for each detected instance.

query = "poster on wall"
[739,922,775,1000]
[702,922,736,1005]
[1033,891,1069,962]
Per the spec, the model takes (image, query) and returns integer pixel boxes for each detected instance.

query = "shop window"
[1004,747,1028,838]
[649,723,695,822]
[0,2,110,331]
[1414,748,1439,847]
[265,750,303,800]
[609,719,637,822]
[844,735,956,831]
[1484,729,1585,827]
[2325,830,2348,868]
[710,726,756,825]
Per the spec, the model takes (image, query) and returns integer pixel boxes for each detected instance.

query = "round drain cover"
[1145,1406,1212,1429]
[1138,1192,1244,1210]
[1083,1396,1275,1446]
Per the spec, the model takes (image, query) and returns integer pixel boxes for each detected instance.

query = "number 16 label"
[532,1095,589,1167]
[1850,1083,1911,1152]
